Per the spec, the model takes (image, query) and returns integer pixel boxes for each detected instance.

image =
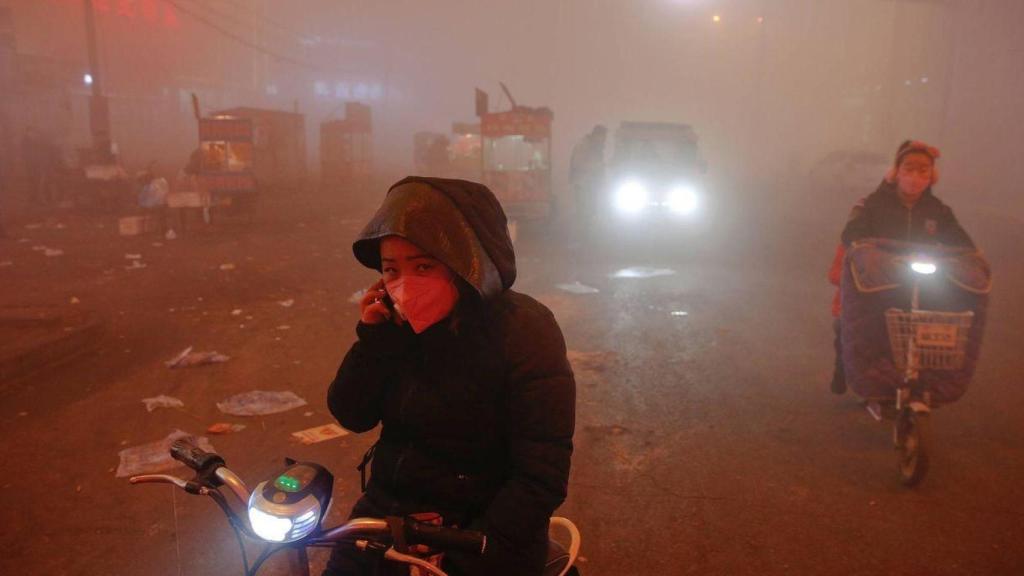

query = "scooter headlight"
[247,463,333,543]
[614,181,649,214]
[910,261,937,275]
[666,185,699,215]
[248,506,297,542]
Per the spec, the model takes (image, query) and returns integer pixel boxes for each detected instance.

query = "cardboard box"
[118,215,152,236]
[166,191,205,208]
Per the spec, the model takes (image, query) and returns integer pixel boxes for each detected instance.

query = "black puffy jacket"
[327,177,575,576]
[841,181,974,248]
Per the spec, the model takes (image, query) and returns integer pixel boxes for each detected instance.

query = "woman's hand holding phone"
[359,279,405,325]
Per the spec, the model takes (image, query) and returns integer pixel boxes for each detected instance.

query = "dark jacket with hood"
[327,177,575,576]
[841,181,974,248]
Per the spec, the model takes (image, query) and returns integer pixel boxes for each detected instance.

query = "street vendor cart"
[321,102,372,196]
[196,115,258,216]
[480,105,553,222]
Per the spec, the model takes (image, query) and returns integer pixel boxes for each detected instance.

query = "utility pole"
[82,0,110,147]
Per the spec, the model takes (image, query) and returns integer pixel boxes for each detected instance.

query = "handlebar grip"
[170,439,225,473]
[405,520,486,555]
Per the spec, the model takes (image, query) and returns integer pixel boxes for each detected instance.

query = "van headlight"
[666,185,699,215]
[614,181,648,214]
[910,261,937,275]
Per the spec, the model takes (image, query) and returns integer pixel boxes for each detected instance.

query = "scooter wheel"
[896,411,930,487]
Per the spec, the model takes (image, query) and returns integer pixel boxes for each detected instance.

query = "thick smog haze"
[5,1,1022,211]
[1,2,1022,575]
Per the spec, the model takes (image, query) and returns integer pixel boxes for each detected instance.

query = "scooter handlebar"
[170,439,225,473]
[405,520,487,555]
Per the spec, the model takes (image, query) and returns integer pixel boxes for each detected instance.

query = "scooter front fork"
[894,384,931,448]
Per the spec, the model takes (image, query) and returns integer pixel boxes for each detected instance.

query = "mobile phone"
[380,291,395,313]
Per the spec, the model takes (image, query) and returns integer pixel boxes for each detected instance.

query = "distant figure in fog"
[569,124,606,235]
[828,140,975,394]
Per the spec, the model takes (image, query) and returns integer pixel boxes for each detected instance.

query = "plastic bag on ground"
[165,346,230,368]
[216,390,307,416]
[141,395,184,412]
[115,429,215,478]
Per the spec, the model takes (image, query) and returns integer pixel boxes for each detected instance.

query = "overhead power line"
[209,0,315,45]
[159,0,332,74]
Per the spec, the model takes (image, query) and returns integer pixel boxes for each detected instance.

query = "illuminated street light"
[83,73,94,85]
[757,16,765,24]
[712,14,721,23]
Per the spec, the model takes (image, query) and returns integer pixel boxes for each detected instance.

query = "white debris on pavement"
[141,395,185,412]
[231,309,243,316]
[44,248,64,257]
[276,325,291,330]
[291,424,349,444]
[216,390,308,416]
[555,281,600,295]
[670,310,689,317]
[219,263,236,271]
[125,254,143,260]
[278,299,295,308]
[164,346,231,368]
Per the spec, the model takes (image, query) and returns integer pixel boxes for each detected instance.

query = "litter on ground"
[165,346,231,368]
[206,422,247,435]
[141,395,184,412]
[217,390,308,416]
[292,423,349,444]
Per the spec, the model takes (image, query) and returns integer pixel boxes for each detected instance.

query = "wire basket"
[884,308,974,371]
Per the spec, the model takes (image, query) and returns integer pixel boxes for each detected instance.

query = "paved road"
[1,190,1021,575]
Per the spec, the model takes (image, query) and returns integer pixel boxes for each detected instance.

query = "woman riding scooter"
[326,177,577,576]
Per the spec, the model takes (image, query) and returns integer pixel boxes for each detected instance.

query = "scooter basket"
[884,309,974,372]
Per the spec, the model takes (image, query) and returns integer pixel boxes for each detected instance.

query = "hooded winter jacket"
[841,181,974,248]
[327,177,575,576]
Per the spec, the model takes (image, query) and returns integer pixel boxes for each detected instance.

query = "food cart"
[196,115,258,213]
[321,102,372,195]
[213,107,307,192]
[480,106,553,222]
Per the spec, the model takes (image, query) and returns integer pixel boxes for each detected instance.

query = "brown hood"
[352,177,516,300]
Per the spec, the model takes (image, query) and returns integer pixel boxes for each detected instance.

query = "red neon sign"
[53,0,179,28]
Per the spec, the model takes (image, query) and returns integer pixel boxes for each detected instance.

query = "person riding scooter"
[326,177,577,576]
[829,140,975,394]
